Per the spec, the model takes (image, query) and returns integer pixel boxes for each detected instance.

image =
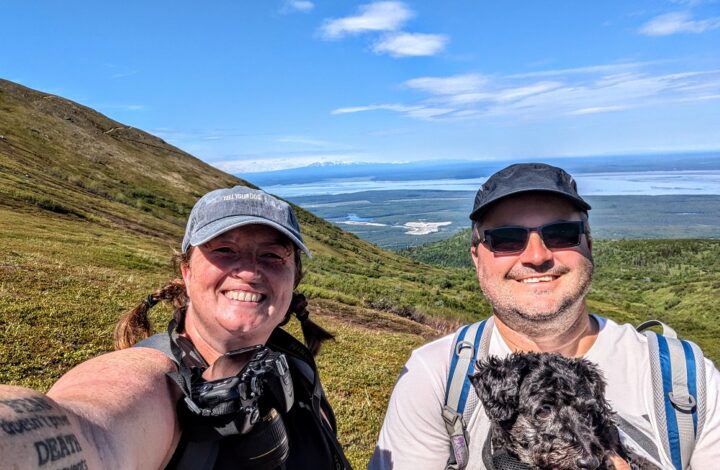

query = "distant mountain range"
[240,153,720,187]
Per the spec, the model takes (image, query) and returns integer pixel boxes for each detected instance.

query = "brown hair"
[113,249,334,356]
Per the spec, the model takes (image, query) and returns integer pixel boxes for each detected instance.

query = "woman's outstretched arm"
[0,347,181,469]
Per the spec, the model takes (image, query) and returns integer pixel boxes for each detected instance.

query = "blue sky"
[2,1,720,175]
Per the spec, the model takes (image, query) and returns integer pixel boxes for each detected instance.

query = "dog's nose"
[574,456,600,469]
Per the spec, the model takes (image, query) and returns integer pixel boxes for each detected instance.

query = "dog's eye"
[535,405,553,420]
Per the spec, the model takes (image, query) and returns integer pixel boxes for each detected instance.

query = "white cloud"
[212,154,356,173]
[320,1,412,39]
[404,74,487,95]
[509,61,660,79]
[111,70,138,79]
[403,106,455,119]
[495,82,563,102]
[331,104,422,114]
[568,105,630,115]
[639,11,720,36]
[281,0,314,13]
[373,32,448,57]
[332,66,720,122]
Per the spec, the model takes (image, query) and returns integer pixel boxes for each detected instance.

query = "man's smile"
[517,275,558,284]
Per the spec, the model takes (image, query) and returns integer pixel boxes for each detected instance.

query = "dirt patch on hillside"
[309,298,458,340]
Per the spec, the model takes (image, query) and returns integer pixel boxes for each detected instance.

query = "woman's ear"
[180,251,192,285]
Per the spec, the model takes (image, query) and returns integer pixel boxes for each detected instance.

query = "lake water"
[262,170,720,198]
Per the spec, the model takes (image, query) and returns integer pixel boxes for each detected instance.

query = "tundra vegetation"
[1,79,717,467]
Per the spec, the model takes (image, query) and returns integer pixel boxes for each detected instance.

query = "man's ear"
[470,244,480,270]
[471,355,527,423]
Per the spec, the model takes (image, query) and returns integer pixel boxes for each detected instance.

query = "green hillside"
[0,79,487,466]
[401,229,720,361]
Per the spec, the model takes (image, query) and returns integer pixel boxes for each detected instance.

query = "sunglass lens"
[489,227,528,252]
[541,222,582,248]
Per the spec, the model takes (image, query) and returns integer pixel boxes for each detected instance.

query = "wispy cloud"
[212,154,357,173]
[509,61,662,79]
[111,70,138,79]
[331,65,720,121]
[320,1,412,39]
[104,63,138,79]
[280,0,314,14]
[373,32,448,57]
[331,104,422,115]
[495,81,563,102]
[639,11,720,36]
[568,105,629,115]
[404,74,488,95]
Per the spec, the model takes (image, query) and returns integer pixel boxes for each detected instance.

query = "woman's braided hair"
[113,249,334,356]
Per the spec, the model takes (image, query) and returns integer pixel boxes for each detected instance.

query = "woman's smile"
[222,289,265,303]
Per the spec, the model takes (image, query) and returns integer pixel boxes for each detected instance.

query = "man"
[369,163,719,469]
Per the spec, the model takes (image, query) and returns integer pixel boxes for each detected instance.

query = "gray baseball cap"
[470,163,591,220]
[182,186,310,256]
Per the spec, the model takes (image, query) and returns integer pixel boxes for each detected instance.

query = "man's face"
[470,193,593,332]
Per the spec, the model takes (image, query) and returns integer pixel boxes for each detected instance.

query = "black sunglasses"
[480,221,586,253]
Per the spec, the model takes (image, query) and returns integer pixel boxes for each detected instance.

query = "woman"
[0,186,351,469]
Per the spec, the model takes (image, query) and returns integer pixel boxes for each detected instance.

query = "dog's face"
[470,353,620,470]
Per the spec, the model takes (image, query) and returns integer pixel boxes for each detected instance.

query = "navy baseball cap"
[182,186,310,256]
[470,163,591,221]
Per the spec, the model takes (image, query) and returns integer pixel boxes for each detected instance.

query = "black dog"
[470,353,658,470]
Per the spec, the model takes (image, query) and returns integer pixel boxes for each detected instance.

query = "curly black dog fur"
[470,353,659,470]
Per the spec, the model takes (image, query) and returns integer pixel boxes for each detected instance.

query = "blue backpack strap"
[443,318,495,470]
[638,320,707,470]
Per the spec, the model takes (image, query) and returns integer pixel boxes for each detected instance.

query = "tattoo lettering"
[59,459,88,470]
[0,414,70,435]
[34,434,83,466]
[0,397,53,414]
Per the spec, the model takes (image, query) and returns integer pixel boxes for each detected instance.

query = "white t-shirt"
[369,316,720,470]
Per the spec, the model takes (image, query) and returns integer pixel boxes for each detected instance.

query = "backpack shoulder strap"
[268,328,352,470]
[443,317,495,470]
[134,333,176,362]
[637,320,707,470]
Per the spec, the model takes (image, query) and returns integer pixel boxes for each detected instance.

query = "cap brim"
[470,188,591,220]
[185,216,311,257]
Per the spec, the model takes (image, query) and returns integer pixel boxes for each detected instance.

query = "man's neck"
[494,311,599,357]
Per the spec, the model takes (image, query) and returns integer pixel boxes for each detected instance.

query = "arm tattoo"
[1,396,88,468]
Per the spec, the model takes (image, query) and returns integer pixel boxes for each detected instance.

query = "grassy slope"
[401,229,720,362]
[0,79,484,466]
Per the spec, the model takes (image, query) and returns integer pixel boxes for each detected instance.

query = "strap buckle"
[669,392,697,412]
[455,340,474,356]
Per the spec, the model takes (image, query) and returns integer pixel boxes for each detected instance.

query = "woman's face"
[181,224,297,352]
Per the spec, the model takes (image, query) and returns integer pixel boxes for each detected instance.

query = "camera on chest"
[186,345,295,436]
